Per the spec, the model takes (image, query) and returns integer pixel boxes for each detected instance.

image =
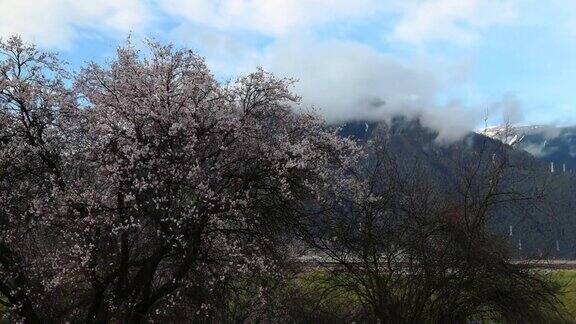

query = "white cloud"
[0,0,151,48]
[160,0,384,36]
[161,0,520,49]
[260,36,483,142]
[393,0,517,45]
[263,37,437,119]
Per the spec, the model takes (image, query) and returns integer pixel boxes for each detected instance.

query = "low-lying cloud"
[262,37,484,142]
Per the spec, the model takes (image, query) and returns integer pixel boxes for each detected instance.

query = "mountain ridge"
[477,124,576,172]
[338,119,576,259]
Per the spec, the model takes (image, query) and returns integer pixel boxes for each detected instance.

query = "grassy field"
[551,270,576,319]
[0,270,575,321]
[295,269,576,322]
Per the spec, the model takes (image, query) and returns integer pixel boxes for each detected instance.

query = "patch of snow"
[478,125,546,147]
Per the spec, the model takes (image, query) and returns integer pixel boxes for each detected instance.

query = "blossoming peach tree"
[0,36,358,323]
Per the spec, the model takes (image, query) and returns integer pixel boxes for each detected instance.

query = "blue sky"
[2,0,576,140]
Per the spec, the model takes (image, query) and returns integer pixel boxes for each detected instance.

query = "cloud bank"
[262,37,483,142]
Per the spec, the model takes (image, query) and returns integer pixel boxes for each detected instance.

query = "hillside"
[339,119,576,259]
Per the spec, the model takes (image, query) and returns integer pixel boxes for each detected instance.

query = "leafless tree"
[305,123,567,323]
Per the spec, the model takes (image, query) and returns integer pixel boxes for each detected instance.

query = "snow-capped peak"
[478,125,547,146]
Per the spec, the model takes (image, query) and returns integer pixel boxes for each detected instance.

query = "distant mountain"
[479,124,576,172]
[338,119,576,259]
